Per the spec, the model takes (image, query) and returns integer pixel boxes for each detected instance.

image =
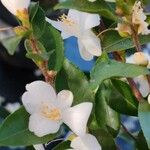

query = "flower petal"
[1,0,30,15]
[33,144,45,150]
[56,90,73,110]
[71,134,101,150]
[68,9,100,31]
[22,81,57,114]
[46,18,76,39]
[62,102,93,136]
[78,39,94,61]
[80,30,102,56]
[29,113,62,137]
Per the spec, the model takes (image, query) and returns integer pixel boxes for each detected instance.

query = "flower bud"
[1,0,30,16]
[133,52,148,66]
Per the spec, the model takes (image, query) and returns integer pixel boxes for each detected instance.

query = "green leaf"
[108,79,138,116]
[47,25,64,72]
[90,129,116,150]
[102,30,150,52]
[31,6,46,38]
[138,101,150,149]
[55,0,117,21]
[0,107,58,146]
[52,141,71,150]
[55,59,95,105]
[29,2,39,22]
[1,35,22,55]
[90,58,150,89]
[95,82,120,137]
[39,23,64,72]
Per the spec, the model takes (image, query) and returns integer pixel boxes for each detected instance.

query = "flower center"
[59,14,75,26]
[42,105,61,121]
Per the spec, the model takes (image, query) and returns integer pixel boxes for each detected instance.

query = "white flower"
[126,52,150,97]
[22,81,93,137]
[88,0,96,2]
[148,94,150,104]
[69,134,101,150]
[5,102,20,113]
[46,9,102,61]
[1,0,30,15]
[132,1,150,35]
[33,144,45,150]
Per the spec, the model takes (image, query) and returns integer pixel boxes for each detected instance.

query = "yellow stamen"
[59,14,75,26]
[42,105,61,121]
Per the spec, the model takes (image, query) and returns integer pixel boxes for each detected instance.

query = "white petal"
[71,134,101,150]
[148,94,150,104]
[68,9,100,31]
[29,113,62,137]
[62,102,93,136]
[126,54,135,64]
[80,30,102,56]
[33,144,45,150]
[46,18,64,32]
[22,81,57,114]
[134,76,150,97]
[1,0,30,15]
[46,17,76,39]
[56,90,73,110]
[78,39,94,61]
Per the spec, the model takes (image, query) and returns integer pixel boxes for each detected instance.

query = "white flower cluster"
[22,81,101,150]
[0,1,102,149]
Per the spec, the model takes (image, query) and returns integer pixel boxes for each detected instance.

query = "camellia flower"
[69,134,101,150]
[1,0,30,16]
[46,9,102,61]
[126,52,150,97]
[132,1,150,35]
[22,81,93,137]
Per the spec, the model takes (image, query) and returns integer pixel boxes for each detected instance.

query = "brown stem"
[127,78,143,102]
[29,37,56,85]
[130,24,142,52]
[113,52,143,102]
[130,24,150,91]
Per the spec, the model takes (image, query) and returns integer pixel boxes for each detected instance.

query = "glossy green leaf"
[90,58,150,89]
[55,59,95,105]
[95,82,120,137]
[55,0,117,21]
[102,30,150,52]
[31,6,46,38]
[52,141,71,150]
[138,101,150,148]
[1,35,22,55]
[0,107,57,146]
[108,79,138,116]
[90,129,116,150]
[29,2,39,22]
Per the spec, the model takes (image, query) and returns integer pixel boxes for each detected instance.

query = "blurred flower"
[126,52,150,97]
[88,0,96,2]
[22,81,93,137]
[5,102,20,113]
[132,1,150,35]
[33,144,45,150]
[46,9,101,61]
[1,0,30,16]
[69,134,101,150]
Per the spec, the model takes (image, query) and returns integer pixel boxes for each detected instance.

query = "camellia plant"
[0,0,150,149]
